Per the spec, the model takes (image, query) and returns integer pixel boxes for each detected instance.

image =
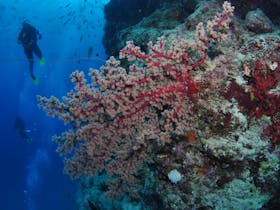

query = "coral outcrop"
[38,1,280,209]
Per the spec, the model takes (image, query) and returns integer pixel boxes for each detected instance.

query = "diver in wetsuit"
[17,21,44,83]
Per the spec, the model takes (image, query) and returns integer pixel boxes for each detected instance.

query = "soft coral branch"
[37,1,234,196]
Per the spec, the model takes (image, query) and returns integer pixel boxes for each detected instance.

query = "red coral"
[37,2,234,197]
[224,59,280,143]
[249,61,280,118]
[222,80,256,117]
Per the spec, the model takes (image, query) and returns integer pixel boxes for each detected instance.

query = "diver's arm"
[36,29,42,39]
[17,31,23,44]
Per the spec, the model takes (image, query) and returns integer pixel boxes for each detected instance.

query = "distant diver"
[17,20,45,84]
[88,46,93,58]
[14,115,32,144]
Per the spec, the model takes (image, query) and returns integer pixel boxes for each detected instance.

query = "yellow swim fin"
[33,77,39,85]
[39,58,45,66]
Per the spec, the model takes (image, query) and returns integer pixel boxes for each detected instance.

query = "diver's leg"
[24,47,36,80]
[33,44,42,59]
[33,44,44,65]
[29,63,36,80]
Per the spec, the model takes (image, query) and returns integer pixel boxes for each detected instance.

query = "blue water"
[0,0,109,209]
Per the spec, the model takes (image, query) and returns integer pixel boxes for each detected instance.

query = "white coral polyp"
[168,169,182,184]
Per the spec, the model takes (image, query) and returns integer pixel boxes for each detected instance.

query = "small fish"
[67,11,74,16]
[80,35,83,42]
[65,3,71,7]
[63,19,70,26]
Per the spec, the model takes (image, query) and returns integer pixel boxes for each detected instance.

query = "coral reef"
[38,1,280,209]
[201,125,269,161]
[202,179,270,209]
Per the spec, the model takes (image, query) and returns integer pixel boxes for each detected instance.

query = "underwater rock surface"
[245,9,274,34]
[103,0,198,56]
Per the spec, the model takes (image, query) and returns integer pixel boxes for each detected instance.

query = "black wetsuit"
[18,22,43,80]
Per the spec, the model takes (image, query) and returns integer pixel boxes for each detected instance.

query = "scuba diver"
[14,115,32,144]
[17,20,45,84]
